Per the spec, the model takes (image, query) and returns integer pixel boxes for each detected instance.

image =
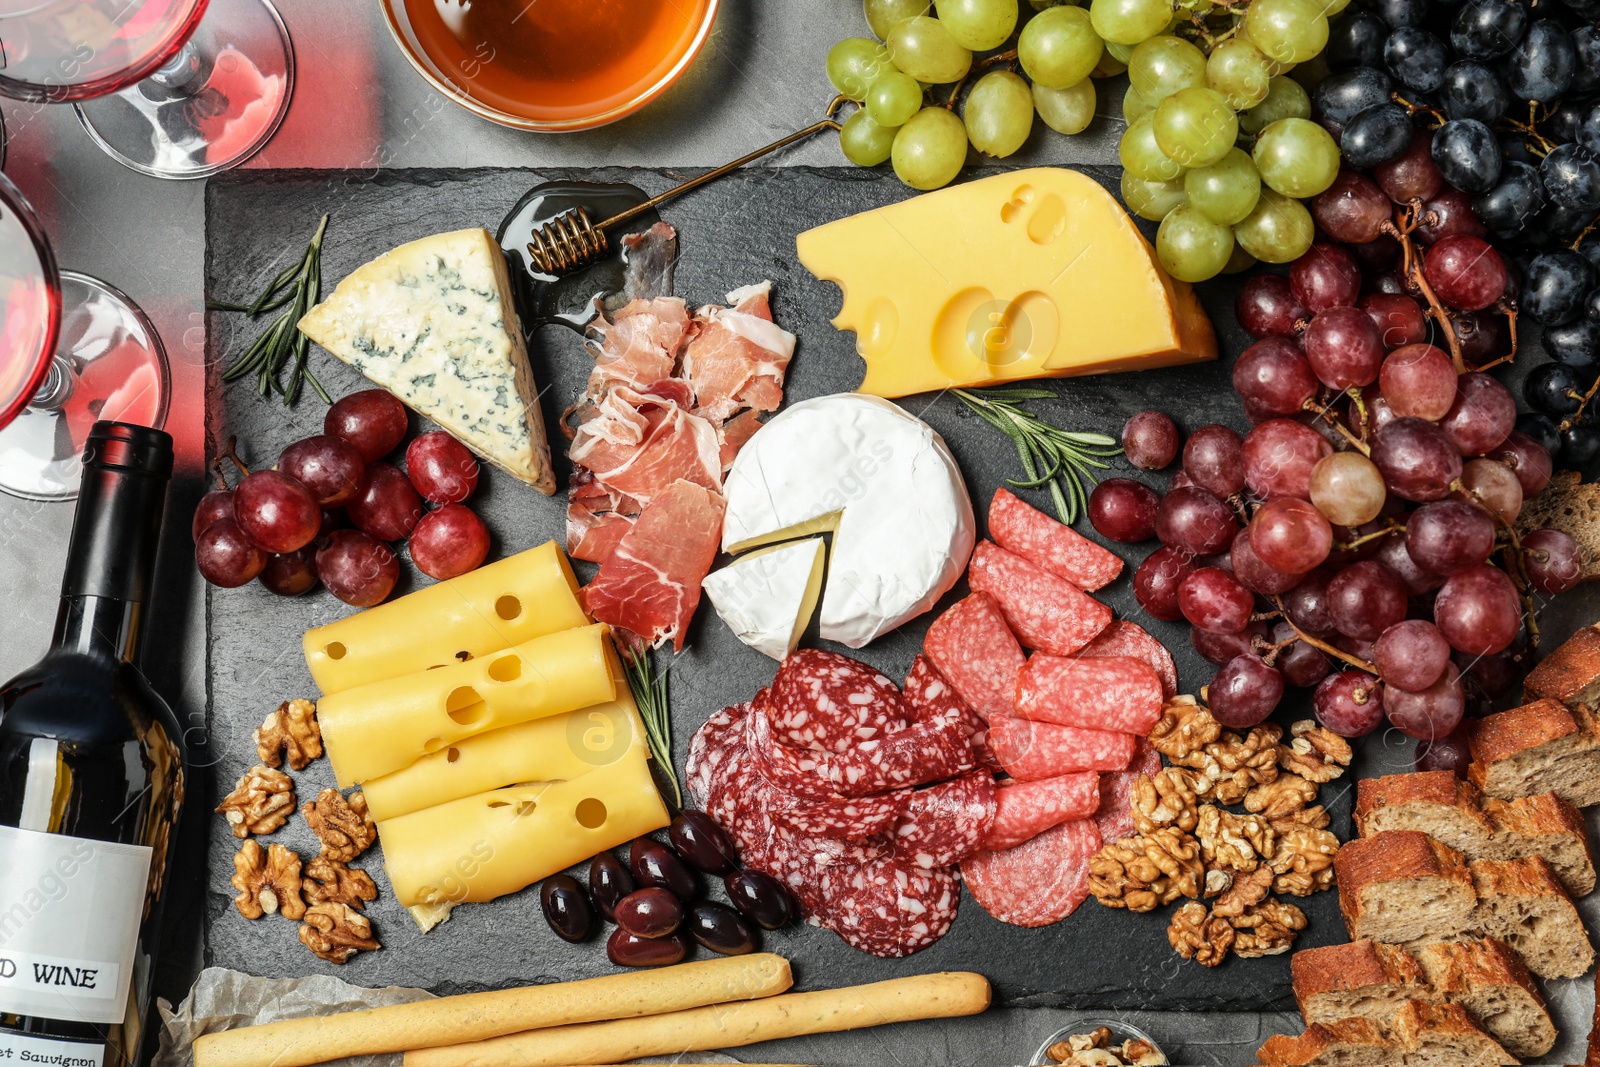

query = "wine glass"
[0,0,294,180]
[0,173,169,499]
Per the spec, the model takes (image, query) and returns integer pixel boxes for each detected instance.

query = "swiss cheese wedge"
[796,168,1218,397]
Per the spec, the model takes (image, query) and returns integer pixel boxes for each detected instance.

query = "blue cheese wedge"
[298,228,555,494]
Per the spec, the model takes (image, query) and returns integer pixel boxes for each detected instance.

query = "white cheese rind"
[298,227,556,494]
[722,394,976,648]
[702,538,825,660]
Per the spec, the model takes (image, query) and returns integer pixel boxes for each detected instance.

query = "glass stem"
[28,355,74,412]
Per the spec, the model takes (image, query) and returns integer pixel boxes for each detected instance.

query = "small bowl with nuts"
[1033,1021,1168,1065]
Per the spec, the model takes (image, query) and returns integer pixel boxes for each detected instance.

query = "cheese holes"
[446,747,460,763]
[325,642,346,660]
[423,737,445,753]
[487,655,521,682]
[1000,184,1035,223]
[487,798,537,818]
[446,685,487,725]
[1026,193,1067,245]
[495,594,521,620]
[576,797,607,829]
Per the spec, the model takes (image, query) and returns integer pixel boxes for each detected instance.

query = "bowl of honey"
[381,0,718,132]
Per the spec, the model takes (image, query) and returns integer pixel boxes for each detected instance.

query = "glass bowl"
[1032,1018,1169,1065]
[378,0,719,133]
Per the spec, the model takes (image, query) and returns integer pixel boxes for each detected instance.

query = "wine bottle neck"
[52,594,144,662]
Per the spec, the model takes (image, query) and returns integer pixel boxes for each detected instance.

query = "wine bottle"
[0,422,184,1067]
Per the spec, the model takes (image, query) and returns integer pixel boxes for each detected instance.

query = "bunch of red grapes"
[193,390,492,607]
[1086,160,1588,764]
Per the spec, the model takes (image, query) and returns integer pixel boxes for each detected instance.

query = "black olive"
[606,928,689,967]
[669,810,739,874]
[588,851,634,923]
[630,837,696,900]
[724,869,793,930]
[614,887,684,940]
[687,901,757,956]
[539,875,594,943]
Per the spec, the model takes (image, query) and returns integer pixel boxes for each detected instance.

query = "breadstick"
[192,954,792,1067]
[404,971,992,1067]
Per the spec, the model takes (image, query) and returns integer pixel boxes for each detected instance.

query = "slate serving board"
[201,164,1383,1012]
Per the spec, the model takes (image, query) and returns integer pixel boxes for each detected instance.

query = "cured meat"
[891,771,997,869]
[682,282,796,424]
[902,654,996,769]
[685,703,750,810]
[967,540,1112,656]
[989,715,1137,780]
[813,856,961,957]
[581,479,725,651]
[983,773,1101,851]
[585,295,690,395]
[1095,737,1162,845]
[569,387,723,506]
[1014,655,1165,735]
[1080,619,1180,699]
[766,649,908,753]
[962,817,1102,928]
[988,487,1124,591]
[777,824,892,869]
[565,473,639,564]
[746,702,975,799]
[771,790,909,840]
[717,409,764,472]
[923,592,1026,721]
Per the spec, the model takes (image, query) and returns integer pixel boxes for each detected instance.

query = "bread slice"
[1292,940,1437,1027]
[1514,469,1600,584]
[1469,855,1595,980]
[1524,622,1600,708]
[1412,938,1555,1061]
[1257,1001,1513,1066]
[1466,698,1600,807]
[1355,770,1596,895]
[1335,831,1477,945]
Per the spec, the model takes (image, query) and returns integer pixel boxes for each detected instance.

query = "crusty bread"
[1524,622,1600,708]
[1355,770,1595,895]
[1257,1001,1513,1066]
[1412,939,1555,1060]
[1292,940,1436,1026]
[1469,855,1595,980]
[1514,470,1600,584]
[1335,831,1477,945]
[1466,699,1600,807]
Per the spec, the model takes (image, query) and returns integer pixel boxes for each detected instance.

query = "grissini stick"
[191,954,792,1067]
[404,971,992,1067]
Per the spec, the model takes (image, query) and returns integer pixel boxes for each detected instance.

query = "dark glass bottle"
[0,422,185,1067]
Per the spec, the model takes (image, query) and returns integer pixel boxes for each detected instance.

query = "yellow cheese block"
[795,167,1218,398]
[362,688,651,822]
[318,623,619,788]
[303,541,587,694]
[379,745,669,909]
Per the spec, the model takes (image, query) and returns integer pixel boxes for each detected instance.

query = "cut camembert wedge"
[298,227,556,494]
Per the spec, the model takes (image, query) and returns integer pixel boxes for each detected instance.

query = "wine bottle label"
[0,1030,106,1067]
[0,827,152,1026]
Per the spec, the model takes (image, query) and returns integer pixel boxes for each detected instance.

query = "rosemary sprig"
[953,386,1122,525]
[623,646,680,808]
[210,214,331,405]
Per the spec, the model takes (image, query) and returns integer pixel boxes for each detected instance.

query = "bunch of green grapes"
[832,0,1349,287]
[831,0,1113,191]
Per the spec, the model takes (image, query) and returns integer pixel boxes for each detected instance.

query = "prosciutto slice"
[682,283,797,423]
[585,297,690,396]
[569,386,722,503]
[580,479,726,652]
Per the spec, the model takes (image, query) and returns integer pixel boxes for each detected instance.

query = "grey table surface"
[0,1,1593,1063]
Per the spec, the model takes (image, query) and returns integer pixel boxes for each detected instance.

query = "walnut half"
[1148,697,1221,768]
[298,902,380,964]
[1279,720,1352,783]
[1089,828,1204,912]
[256,698,322,771]
[1197,724,1282,804]
[1169,901,1234,967]
[1270,826,1340,896]
[1132,767,1200,835]
[1230,899,1308,958]
[215,765,295,839]
[231,840,306,920]
[1196,805,1276,873]
[303,789,376,863]
[303,856,379,910]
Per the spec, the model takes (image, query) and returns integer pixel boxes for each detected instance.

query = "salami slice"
[1095,737,1162,845]
[766,649,908,753]
[892,771,997,869]
[903,654,996,769]
[1079,619,1179,699]
[923,592,1025,721]
[1014,655,1164,735]
[989,487,1123,591]
[813,856,961,957]
[747,703,976,799]
[772,790,910,840]
[983,772,1101,851]
[777,823,892,868]
[961,817,1103,928]
[989,715,1137,780]
[967,540,1112,656]
[685,703,750,809]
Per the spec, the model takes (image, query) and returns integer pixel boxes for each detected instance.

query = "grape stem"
[943,50,1018,111]
[1269,595,1379,674]
[1390,93,1445,128]
[211,454,235,492]
[1559,374,1600,431]
[1383,207,1470,373]
[1300,398,1371,455]
[1252,635,1297,667]
[1332,520,1404,552]
[222,436,252,480]
[1470,302,1519,372]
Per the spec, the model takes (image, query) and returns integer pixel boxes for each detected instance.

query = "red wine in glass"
[0,173,169,499]
[0,0,294,179]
